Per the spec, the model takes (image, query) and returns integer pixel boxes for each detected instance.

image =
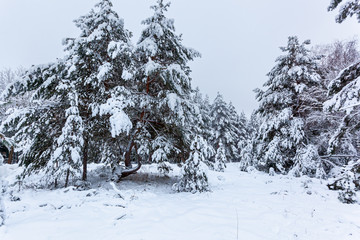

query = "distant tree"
[191,88,213,142]
[173,135,210,193]
[210,93,243,162]
[239,111,259,171]
[214,140,226,172]
[0,67,27,123]
[0,67,25,92]
[254,36,324,175]
[328,0,360,23]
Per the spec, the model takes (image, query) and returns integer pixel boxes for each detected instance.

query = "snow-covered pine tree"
[132,0,201,169]
[324,59,360,161]
[254,36,323,174]
[210,93,243,162]
[328,159,360,203]
[173,135,210,193]
[239,111,259,171]
[328,0,360,23]
[63,0,135,177]
[1,0,135,185]
[324,61,360,198]
[214,140,226,172]
[44,86,84,187]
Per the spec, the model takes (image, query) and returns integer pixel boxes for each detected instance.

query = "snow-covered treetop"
[328,0,360,23]
[71,0,130,44]
[137,0,200,65]
[256,36,321,116]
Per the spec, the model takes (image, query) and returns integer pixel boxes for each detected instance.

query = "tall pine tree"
[131,0,201,170]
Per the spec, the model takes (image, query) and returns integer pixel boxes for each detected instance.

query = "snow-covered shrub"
[289,145,326,178]
[328,159,360,204]
[173,136,209,193]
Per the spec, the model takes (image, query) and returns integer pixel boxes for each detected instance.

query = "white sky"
[0,0,358,115]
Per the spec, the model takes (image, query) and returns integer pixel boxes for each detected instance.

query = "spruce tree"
[328,159,360,203]
[173,135,210,193]
[254,36,323,174]
[214,140,226,172]
[210,92,243,162]
[239,112,259,171]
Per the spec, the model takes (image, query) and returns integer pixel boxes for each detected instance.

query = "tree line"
[0,0,360,202]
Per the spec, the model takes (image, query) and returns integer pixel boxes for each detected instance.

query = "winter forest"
[1,0,360,239]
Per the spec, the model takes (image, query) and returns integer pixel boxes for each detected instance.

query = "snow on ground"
[0,163,360,240]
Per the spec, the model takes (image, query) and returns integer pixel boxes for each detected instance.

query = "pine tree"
[131,0,201,168]
[210,93,243,162]
[254,36,322,174]
[214,140,226,172]
[324,61,360,162]
[328,0,360,23]
[173,135,210,193]
[1,0,135,186]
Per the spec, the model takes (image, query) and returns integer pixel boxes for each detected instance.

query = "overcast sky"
[0,0,358,115]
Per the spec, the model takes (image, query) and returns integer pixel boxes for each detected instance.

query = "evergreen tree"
[239,112,259,171]
[254,36,322,174]
[44,87,84,187]
[191,88,213,142]
[1,0,135,186]
[131,0,201,169]
[328,0,360,23]
[324,61,360,161]
[173,135,210,193]
[210,93,243,162]
[214,140,226,172]
[328,159,360,203]
[310,39,360,170]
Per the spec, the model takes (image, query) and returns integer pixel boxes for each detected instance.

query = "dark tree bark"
[82,138,88,181]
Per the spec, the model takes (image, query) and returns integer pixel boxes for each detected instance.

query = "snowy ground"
[0,163,360,240]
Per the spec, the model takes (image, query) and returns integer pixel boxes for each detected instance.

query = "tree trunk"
[7,146,14,164]
[65,168,70,188]
[82,138,88,181]
[125,140,134,168]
